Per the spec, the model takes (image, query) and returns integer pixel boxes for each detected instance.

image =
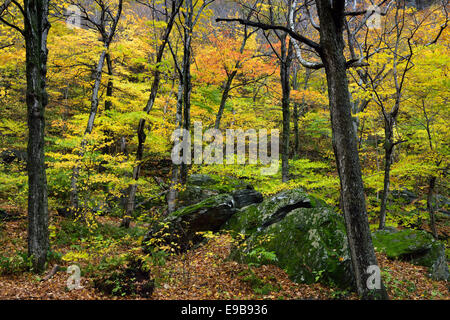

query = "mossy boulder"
[231,207,354,289]
[175,174,253,209]
[143,189,263,253]
[372,229,449,280]
[225,188,321,236]
[176,185,219,208]
[144,194,236,252]
[188,174,252,193]
[226,188,354,289]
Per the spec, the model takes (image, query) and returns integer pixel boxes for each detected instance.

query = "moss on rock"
[372,229,449,280]
[228,191,354,290]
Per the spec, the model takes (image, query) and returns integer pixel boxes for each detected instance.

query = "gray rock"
[187,174,219,186]
[231,189,263,209]
[143,194,236,252]
[226,188,354,289]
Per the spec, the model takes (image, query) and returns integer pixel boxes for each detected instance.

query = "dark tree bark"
[378,117,395,230]
[23,0,51,272]
[280,37,293,182]
[427,176,438,239]
[123,0,183,227]
[180,0,193,185]
[314,0,387,299]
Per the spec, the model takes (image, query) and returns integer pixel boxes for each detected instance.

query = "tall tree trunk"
[427,176,438,239]
[292,65,299,158]
[70,49,107,210]
[280,37,293,183]
[104,53,113,111]
[24,0,50,273]
[316,0,388,299]
[167,81,184,213]
[379,118,394,230]
[102,52,114,154]
[180,0,193,185]
[123,0,182,227]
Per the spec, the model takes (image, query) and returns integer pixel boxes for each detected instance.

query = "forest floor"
[0,210,448,300]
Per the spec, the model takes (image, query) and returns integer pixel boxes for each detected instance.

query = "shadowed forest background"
[0,0,449,300]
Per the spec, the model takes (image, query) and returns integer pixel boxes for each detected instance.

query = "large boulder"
[372,229,449,281]
[175,174,254,209]
[176,186,219,208]
[187,174,219,186]
[390,188,418,205]
[227,189,354,289]
[226,189,316,235]
[143,190,263,252]
[0,149,27,164]
[231,189,264,209]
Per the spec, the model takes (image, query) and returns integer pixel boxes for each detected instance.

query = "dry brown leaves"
[0,217,448,300]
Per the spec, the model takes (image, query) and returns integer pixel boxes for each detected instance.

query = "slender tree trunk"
[180,0,193,185]
[24,0,50,272]
[105,53,113,111]
[427,176,438,239]
[167,81,184,213]
[316,0,388,299]
[379,119,394,230]
[123,0,182,227]
[280,38,293,183]
[70,49,107,210]
[292,66,299,158]
[214,33,249,130]
[214,73,236,130]
[102,52,114,154]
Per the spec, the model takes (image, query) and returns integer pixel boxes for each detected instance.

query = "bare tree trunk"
[180,0,193,185]
[123,0,182,227]
[167,81,184,213]
[427,176,438,239]
[214,74,236,130]
[104,53,113,111]
[379,119,394,230]
[292,65,299,158]
[315,0,388,299]
[70,49,107,210]
[23,0,51,272]
[280,37,293,183]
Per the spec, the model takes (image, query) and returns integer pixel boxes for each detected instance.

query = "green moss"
[372,229,435,262]
[168,194,233,219]
[225,204,261,235]
[232,207,353,289]
[372,229,449,280]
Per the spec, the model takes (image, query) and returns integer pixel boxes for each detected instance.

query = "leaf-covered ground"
[0,214,448,300]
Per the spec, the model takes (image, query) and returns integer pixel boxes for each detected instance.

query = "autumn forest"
[0,0,449,301]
